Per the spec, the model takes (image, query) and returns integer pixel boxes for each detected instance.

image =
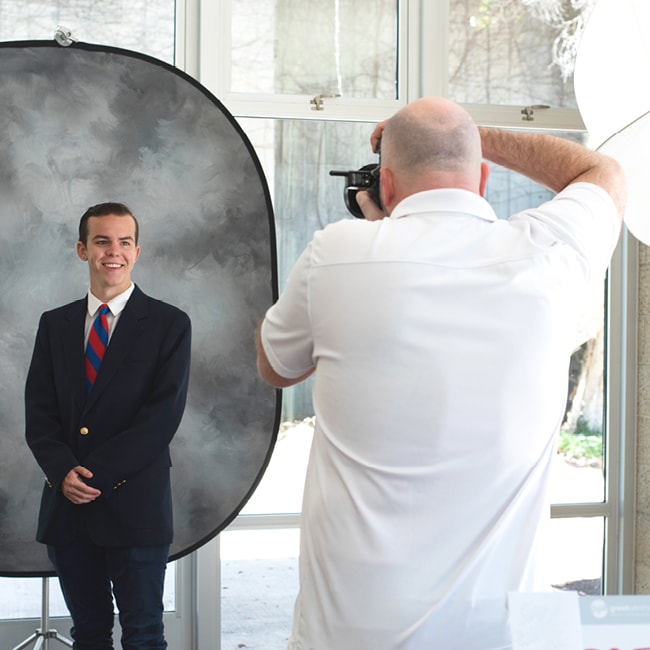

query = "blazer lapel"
[84,286,149,409]
[63,298,89,411]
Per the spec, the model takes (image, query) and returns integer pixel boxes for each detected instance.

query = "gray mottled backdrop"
[0,42,279,575]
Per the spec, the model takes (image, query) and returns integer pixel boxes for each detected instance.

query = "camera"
[329,144,381,219]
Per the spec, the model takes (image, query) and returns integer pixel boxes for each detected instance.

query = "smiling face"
[76,213,141,302]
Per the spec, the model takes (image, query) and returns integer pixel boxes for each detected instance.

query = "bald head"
[379,98,485,207]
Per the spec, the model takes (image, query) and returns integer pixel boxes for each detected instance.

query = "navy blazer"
[25,285,191,547]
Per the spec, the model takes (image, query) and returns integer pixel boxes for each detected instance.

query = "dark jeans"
[47,539,170,650]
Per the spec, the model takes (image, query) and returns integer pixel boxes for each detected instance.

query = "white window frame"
[196,0,410,122]
[171,2,637,648]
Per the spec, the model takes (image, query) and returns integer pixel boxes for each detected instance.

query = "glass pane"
[0,0,175,64]
[0,566,176,621]
[553,332,606,504]
[484,164,554,219]
[448,0,595,108]
[241,118,606,511]
[221,529,298,648]
[240,417,314,515]
[548,517,603,594]
[231,0,399,99]
[237,117,377,513]
[0,577,68,619]
[238,117,377,283]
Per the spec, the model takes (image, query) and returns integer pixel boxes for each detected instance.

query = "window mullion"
[198,0,230,99]
[415,0,449,99]
[604,230,639,594]
[175,0,200,77]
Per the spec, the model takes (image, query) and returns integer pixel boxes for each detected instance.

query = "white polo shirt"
[261,184,620,650]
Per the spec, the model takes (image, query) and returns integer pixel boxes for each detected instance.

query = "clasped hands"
[62,465,101,504]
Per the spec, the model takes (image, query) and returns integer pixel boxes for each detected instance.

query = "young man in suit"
[25,202,192,650]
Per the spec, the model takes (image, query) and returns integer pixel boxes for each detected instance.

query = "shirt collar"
[389,188,498,223]
[87,283,135,317]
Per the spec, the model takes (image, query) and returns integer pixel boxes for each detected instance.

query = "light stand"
[11,577,73,650]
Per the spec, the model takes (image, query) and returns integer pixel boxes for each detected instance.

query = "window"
[230,0,398,100]
[210,3,632,646]
[0,0,175,63]
[448,0,585,108]
[200,0,405,122]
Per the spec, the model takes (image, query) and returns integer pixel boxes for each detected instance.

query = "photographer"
[256,96,625,649]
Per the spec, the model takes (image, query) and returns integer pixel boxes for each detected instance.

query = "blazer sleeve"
[25,312,81,490]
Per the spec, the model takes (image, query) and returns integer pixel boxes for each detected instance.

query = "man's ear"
[479,161,490,197]
[380,167,395,213]
[76,241,88,261]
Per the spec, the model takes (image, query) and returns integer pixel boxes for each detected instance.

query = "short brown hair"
[78,202,139,245]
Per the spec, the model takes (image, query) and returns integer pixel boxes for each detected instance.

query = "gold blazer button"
[80,427,89,435]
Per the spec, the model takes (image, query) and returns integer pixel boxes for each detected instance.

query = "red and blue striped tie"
[85,304,109,395]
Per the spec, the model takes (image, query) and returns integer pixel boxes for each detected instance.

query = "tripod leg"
[10,578,75,650]
[52,630,74,647]
[10,631,39,650]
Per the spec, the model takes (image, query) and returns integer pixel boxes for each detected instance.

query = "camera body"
[330,146,381,219]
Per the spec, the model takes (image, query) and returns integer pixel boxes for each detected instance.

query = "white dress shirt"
[262,184,620,650]
[84,283,135,347]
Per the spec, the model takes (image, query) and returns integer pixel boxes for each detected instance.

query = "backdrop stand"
[11,577,73,650]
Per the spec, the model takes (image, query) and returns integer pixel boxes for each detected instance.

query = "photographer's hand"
[357,191,385,221]
[370,120,387,153]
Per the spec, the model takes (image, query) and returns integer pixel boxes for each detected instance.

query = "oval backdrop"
[0,40,280,575]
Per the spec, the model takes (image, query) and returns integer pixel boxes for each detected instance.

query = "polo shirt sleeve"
[512,182,621,282]
[260,243,316,380]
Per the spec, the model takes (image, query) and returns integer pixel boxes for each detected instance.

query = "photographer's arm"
[478,127,627,220]
[255,322,315,388]
[370,120,387,154]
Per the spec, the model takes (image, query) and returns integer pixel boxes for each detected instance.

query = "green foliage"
[558,419,603,462]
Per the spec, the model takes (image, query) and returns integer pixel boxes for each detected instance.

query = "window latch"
[310,93,340,111]
[521,104,550,121]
